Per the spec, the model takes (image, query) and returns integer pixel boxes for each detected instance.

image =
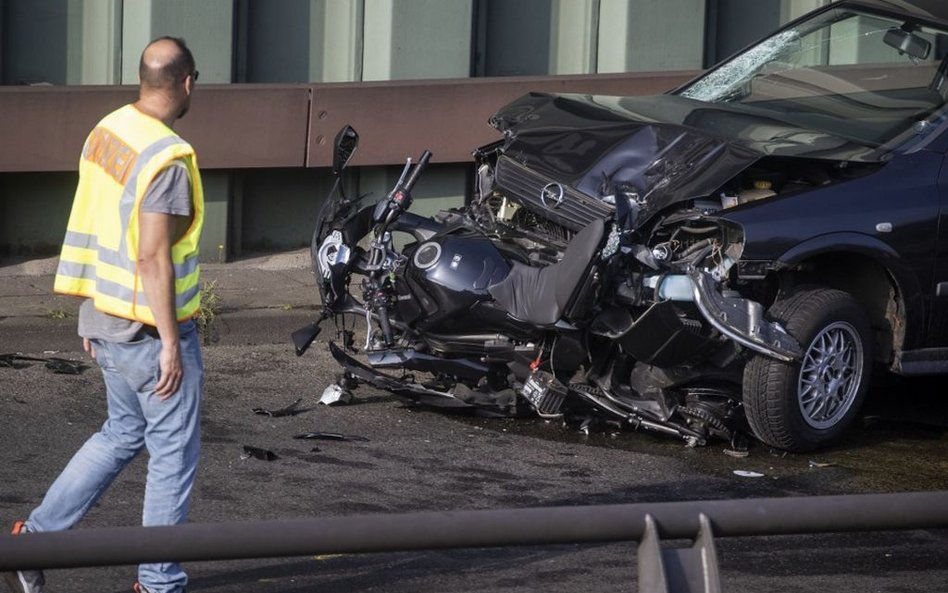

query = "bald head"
[139,36,196,91]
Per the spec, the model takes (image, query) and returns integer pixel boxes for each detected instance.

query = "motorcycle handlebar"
[369,149,431,346]
[401,150,432,193]
[378,149,433,232]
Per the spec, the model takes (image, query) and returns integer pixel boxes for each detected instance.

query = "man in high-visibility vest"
[5,37,204,593]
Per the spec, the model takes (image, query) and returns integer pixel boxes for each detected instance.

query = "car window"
[679,8,948,148]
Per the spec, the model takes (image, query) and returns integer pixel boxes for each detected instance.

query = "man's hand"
[83,337,96,359]
[155,341,183,399]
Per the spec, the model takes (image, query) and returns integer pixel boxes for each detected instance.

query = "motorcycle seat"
[488,217,606,326]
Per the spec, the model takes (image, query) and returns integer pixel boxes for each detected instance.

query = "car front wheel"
[742,286,872,452]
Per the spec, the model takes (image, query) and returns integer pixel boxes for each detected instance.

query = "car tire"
[742,286,871,452]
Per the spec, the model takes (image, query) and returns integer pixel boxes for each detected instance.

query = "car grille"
[494,156,614,232]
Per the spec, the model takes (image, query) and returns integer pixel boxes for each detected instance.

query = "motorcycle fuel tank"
[406,234,511,329]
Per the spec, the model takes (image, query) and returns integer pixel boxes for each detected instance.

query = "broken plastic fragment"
[292,431,369,442]
[0,353,87,374]
[723,448,750,458]
[0,354,28,369]
[252,397,306,417]
[318,384,353,406]
[808,460,836,468]
[45,358,87,375]
[0,353,45,369]
[241,445,278,461]
[732,470,765,478]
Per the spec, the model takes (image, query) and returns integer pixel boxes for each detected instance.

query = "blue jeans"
[26,321,203,593]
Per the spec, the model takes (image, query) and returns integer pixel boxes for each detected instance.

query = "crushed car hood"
[489,92,883,217]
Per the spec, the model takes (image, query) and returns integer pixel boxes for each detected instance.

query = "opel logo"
[540,182,565,209]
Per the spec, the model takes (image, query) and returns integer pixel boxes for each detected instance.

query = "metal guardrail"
[2,492,946,592]
[0,71,699,172]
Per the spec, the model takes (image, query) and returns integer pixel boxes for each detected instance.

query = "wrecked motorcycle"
[292,125,793,448]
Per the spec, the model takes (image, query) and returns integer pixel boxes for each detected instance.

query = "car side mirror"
[333,125,359,176]
[884,26,931,60]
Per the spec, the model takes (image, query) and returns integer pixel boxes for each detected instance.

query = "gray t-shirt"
[78,161,193,342]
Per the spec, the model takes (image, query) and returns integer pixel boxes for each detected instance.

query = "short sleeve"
[141,160,192,217]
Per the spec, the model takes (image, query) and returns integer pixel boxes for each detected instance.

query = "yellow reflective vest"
[54,104,204,325]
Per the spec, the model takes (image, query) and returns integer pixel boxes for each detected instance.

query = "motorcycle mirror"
[333,125,359,176]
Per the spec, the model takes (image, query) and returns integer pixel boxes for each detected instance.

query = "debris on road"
[733,470,765,478]
[45,358,87,374]
[1,353,87,374]
[292,431,369,442]
[252,397,306,417]
[241,445,279,461]
[0,353,35,369]
[318,384,353,406]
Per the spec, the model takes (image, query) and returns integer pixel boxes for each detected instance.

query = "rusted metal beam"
[0,72,697,173]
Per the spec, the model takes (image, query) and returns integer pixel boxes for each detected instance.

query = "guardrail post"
[638,513,721,593]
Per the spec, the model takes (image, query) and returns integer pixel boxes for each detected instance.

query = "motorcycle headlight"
[316,231,350,279]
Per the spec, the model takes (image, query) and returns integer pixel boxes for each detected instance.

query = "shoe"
[2,522,45,593]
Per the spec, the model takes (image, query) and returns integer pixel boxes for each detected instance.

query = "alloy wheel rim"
[797,321,863,430]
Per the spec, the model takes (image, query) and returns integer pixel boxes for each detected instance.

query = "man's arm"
[139,211,186,399]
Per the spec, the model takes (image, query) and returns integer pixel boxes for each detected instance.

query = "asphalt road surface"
[2,339,947,593]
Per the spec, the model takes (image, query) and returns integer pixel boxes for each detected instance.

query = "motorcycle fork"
[362,275,396,348]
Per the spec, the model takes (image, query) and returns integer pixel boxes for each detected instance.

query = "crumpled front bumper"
[689,268,801,362]
[645,268,802,363]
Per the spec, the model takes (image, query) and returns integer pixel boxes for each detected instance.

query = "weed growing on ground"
[197,280,222,345]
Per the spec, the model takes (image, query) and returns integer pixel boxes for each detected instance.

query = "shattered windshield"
[678,8,948,148]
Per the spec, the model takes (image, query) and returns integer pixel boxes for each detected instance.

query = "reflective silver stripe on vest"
[62,230,96,250]
[175,254,199,279]
[119,135,191,233]
[90,275,137,303]
[117,135,196,281]
[58,262,200,311]
[177,282,200,309]
[62,230,199,279]
[55,260,97,282]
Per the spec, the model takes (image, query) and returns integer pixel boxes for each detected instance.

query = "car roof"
[837,0,948,27]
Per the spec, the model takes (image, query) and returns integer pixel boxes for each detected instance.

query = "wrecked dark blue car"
[472,0,948,451]
[304,0,948,453]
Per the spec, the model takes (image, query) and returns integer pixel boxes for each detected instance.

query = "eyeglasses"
[191,70,199,81]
